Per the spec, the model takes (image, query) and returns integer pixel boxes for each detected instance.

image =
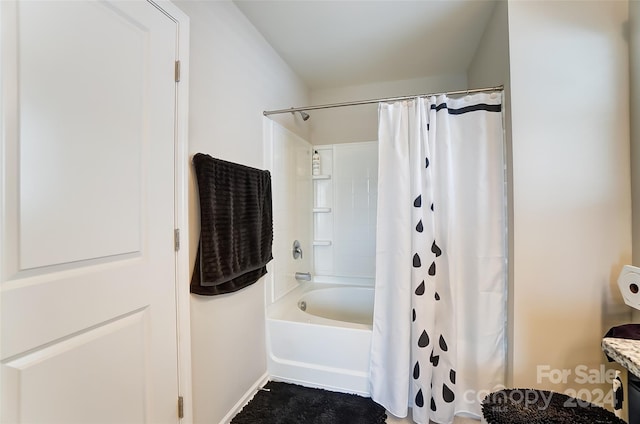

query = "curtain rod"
[263,85,504,116]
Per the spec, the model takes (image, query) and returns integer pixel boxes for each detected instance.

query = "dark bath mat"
[230,381,387,424]
[482,388,625,424]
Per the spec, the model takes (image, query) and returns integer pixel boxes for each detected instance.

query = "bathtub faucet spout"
[295,272,312,281]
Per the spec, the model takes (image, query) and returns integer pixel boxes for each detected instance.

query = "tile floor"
[385,411,483,424]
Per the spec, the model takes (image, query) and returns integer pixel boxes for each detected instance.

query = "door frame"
[150,1,193,422]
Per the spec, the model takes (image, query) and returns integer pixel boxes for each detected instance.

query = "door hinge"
[175,60,181,82]
[174,229,180,252]
[178,396,184,419]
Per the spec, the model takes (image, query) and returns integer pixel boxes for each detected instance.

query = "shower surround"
[264,118,378,394]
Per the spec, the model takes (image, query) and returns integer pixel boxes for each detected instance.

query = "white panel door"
[1,1,181,423]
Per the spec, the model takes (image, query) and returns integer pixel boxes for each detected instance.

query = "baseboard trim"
[218,372,269,424]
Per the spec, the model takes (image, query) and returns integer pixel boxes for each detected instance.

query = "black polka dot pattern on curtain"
[410,147,457,424]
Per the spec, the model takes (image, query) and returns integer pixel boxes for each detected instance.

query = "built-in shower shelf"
[312,174,331,180]
[312,240,332,246]
[313,207,332,213]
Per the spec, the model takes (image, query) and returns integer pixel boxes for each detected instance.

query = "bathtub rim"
[298,286,374,326]
[267,282,374,331]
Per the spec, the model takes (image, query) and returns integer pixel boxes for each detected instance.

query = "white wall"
[171,1,310,422]
[309,74,467,145]
[630,0,640,323]
[507,0,631,399]
[467,1,509,89]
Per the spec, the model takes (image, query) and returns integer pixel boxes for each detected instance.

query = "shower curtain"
[369,92,506,424]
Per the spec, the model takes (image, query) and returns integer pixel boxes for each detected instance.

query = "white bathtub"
[266,282,374,395]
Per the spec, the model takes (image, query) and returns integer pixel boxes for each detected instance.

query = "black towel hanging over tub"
[191,153,273,296]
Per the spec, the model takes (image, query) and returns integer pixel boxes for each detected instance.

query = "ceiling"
[233,0,498,90]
